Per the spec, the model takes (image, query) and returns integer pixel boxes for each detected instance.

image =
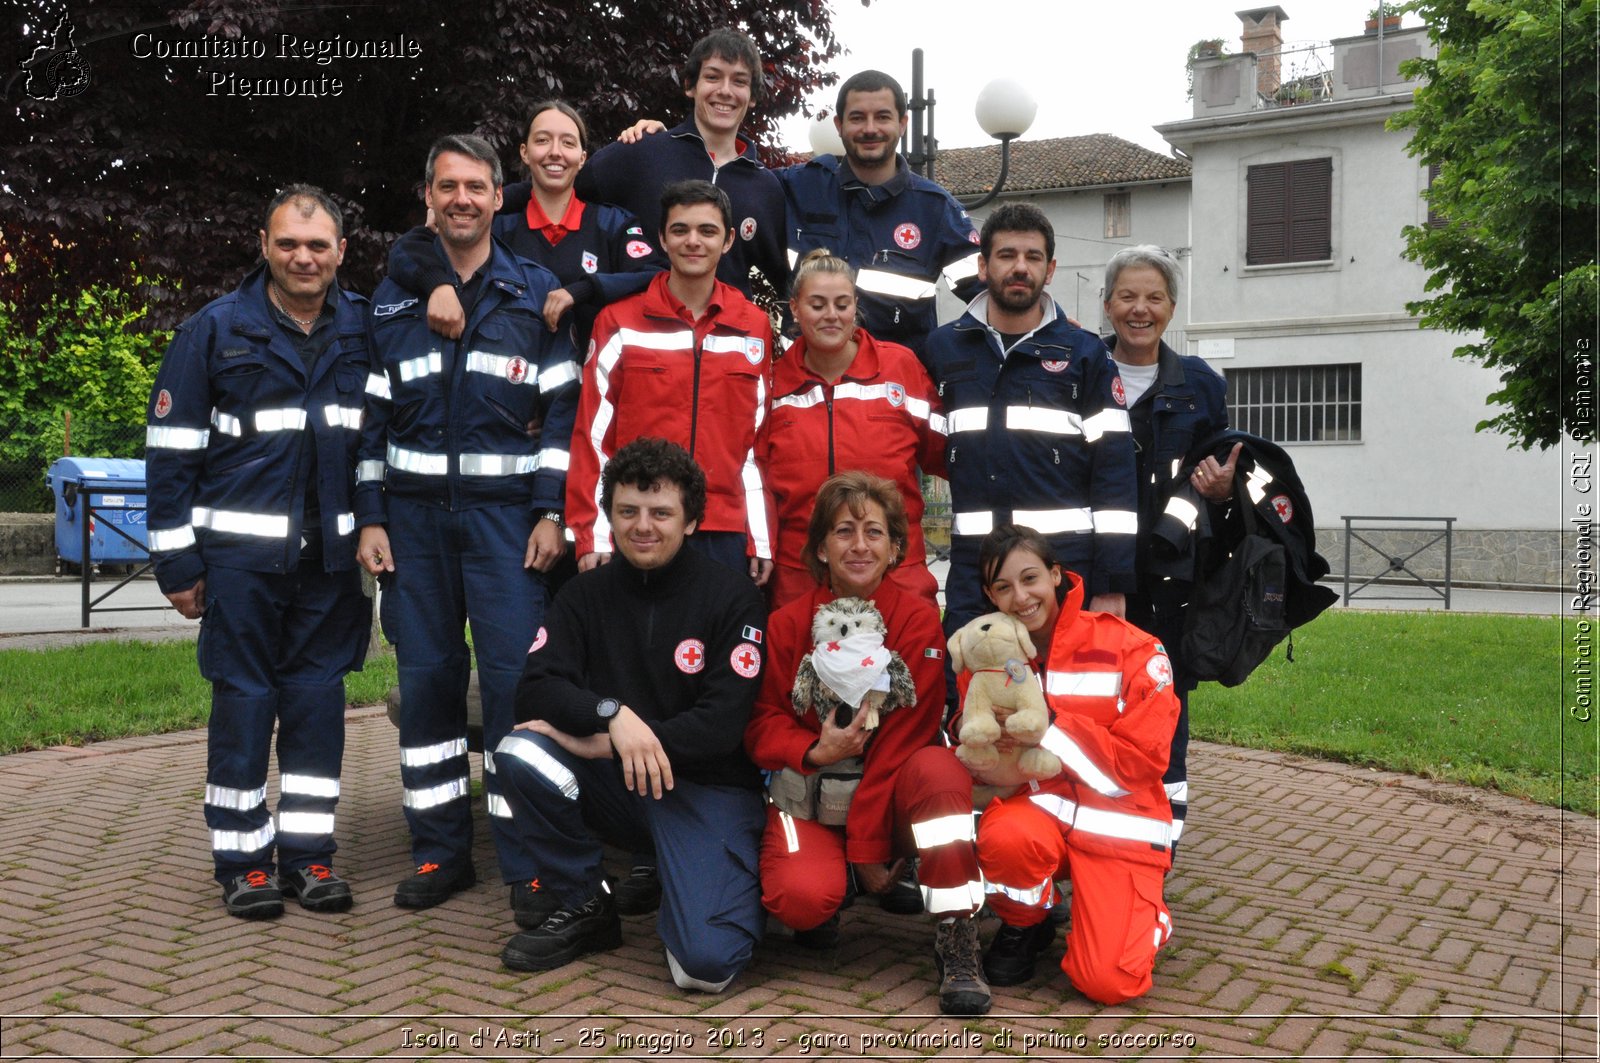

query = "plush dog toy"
[946,612,1062,784]
[791,597,916,729]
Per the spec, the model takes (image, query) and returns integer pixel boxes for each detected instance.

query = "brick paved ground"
[0,708,1594,1061]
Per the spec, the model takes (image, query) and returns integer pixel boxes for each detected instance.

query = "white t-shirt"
[1114,359,1160,408]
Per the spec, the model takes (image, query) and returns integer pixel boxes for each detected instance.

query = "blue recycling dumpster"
[48,457,149,565]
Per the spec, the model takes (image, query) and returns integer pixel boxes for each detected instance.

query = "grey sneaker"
[222,869,283,919]
[281,864,352,913]
[933,917,992,1015]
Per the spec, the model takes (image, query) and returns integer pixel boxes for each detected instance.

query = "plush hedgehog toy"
[791,597,916,729]
[947,611,1062,785]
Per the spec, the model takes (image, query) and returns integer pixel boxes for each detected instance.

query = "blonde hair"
[791,247,857,298]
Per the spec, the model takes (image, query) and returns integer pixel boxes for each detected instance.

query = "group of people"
[143,25,1240,1017]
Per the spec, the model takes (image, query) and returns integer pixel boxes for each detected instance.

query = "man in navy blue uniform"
[355,135,580,920]
[575,27,786,300]
[146,184,371,919]
[923,203,1139,636]
[778,69,983,360]
[495,438,767,994]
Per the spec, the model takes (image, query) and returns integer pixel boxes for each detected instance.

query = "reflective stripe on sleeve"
[855,268,937,301]
[1044,670,1122,698]
[146,425,210,450]
[356,460,386,483]
[279,773,340,798]
[335,512,356,537]
[211,410,242,437]
[1163,496,1199,531]
[1037,728,1131,799]
[1082,408,1131,441]
[400,737,467,767]
[212,823,274,853]
[276,811,336,835]
[403,777,471,810]
[254,408,308,433]
[192,507,291,540]
[148,524,197,552]
[911,813,976,850]
[1246,465,1275,504]
[486,794,513,819]
[538,447,570,472]
[366,372,392,400]
[942,250,981,285]
[323,404,363,430]
[496,732,580,801]
[205,784,266,811]
[539,360,580,392]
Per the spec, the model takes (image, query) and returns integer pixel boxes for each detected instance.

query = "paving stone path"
[0,709,1593,1061]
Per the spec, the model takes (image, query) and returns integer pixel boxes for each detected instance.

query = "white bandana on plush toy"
[810,631,893,709]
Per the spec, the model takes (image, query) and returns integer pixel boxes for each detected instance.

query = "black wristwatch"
[596,697,621,725]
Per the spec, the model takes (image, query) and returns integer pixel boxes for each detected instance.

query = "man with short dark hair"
[357,134,580,920]
[146,184,371,918]
[575,27,785,298]
[777,69,983,360]
[565,179,775,583]
[496,437,768,993]
[924,202,1138,637]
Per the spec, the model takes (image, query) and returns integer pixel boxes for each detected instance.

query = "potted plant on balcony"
[1365,4,1406,33]
[1186,38,1229,99]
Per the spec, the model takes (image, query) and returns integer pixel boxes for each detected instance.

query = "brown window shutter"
[1247,162,1289,264]
[1288,158,1332,260]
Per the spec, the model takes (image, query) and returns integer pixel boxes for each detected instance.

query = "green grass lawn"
[0,639,397,753]
[1192,610,1594,816]
[0,611,1592,817]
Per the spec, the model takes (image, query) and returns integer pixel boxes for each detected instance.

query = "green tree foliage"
[1390,0,1598,449]
[0,280,168,510]
[0,0,847,331]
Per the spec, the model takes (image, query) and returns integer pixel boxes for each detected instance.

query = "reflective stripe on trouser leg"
[205,693,279,881]
[895,746,983,917]
[494,730,619,906]
[460,503,549,882]
[758,805,848,931]
[1059,847,1171,1005]
[975,794,1069,928]
[1164,689,1190,853]
[383,497,475,868]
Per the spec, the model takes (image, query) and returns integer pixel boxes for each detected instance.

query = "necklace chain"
[270,280,318,329]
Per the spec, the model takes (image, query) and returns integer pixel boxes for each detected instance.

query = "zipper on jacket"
[688,339,703,457]
[826,386,836,476]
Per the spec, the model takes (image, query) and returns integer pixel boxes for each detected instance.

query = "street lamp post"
[903,48,1037,211]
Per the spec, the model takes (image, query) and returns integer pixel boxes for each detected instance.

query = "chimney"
[1237,6,1290,99]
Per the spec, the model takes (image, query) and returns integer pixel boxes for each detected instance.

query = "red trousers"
[760,746,981,929]
[977,795,1172,1004]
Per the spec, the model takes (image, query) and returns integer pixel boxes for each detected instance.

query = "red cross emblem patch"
[506,356,530,384]
[1111,376,1127,406]
[626,240,653,259]
[739,217,757,241]
[674,638,706,674]
[582,251,599,273]
[894,222,922,250]
[528,627,547,654]
[1147,654,1173,688]
[1041,359,1069,373]
[886,382,905,407]
[1271,494,1294,523]
[153,389,173,418]
[731,642,761,678]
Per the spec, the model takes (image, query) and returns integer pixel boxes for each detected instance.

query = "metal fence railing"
[0,413,144,514]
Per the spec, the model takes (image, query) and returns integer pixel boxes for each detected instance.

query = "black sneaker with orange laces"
[511,878,560,929]
[393,860,476,909]
[281,864,353,913]
[222,869,284,919]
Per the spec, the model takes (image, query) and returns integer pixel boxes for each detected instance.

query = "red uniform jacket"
[567,272,776,558]
[761,328,947,608]
[745,579,947,864]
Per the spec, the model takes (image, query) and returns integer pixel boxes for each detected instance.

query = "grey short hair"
[425,133,503,189]
[1104,244,1182,303]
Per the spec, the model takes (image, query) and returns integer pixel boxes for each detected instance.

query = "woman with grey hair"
[1102,244,1239,853]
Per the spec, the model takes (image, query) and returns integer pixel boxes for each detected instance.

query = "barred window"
[1103,192,1131,238]
[1225,364,1361,442]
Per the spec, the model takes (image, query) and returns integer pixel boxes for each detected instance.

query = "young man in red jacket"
[566,179,775,586]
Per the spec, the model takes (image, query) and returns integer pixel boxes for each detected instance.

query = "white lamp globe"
[974,79,1037,139]
[808,114,846,157]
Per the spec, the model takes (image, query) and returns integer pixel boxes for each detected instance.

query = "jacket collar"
[775,327,883,391]
[1041,570,1087,662]
[957,291,1065,354]
[668,118,760,166]
[640,270,738,326]
[616,537,697,592]
[828,154,912,204]
[1107,337,1189,396]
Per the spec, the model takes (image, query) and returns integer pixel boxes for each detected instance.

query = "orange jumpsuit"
[962,573,1179,1004]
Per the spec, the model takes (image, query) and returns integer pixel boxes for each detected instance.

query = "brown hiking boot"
[933,916,992,1015]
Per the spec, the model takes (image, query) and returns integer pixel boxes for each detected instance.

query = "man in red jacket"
[566,179,775,585]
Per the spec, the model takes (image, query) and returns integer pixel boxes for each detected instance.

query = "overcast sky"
[776,0,1420,156]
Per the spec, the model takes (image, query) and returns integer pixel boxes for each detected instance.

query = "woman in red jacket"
[744,472,991,1017]
[761,251,946,610]
[961,524,1180,1005]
